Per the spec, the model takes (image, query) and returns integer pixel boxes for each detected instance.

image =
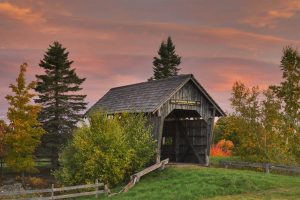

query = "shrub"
[211,139,234,157]
[120,113,156,175]
[27,177,48,188]
[54,111,156,186]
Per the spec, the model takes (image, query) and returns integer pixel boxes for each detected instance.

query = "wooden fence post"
[265,163,270,174]
[160,161,165,170]
[51,184,54,199]
[95,179,99,198]
[104,184,111,195]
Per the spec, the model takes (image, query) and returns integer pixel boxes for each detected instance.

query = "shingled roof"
[87,74,225,116]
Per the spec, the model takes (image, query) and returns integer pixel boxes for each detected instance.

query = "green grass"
[80,166,300,200]
[208,187,300,199]
[209,156,241,166]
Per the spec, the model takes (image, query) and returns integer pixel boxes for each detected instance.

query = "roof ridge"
[110,74,192,90]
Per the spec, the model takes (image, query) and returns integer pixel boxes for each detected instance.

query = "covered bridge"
[87,74,225,165]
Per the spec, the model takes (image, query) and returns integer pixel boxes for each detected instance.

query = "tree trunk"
[21,172,25,188]
[0,159,3,182]
[51,147,59,168]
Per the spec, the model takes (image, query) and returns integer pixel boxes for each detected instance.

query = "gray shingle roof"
[87,74,191,114]
[87,74,225,116]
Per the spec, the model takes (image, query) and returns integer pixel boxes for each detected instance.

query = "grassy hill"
[80,166,300,200]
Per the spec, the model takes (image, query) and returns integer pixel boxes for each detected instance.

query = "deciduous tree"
[120,113,156,175]
[5,63,44,183]
[54,112,133,186]
[0,120,7,179]
[54,112,156,186]
[270,46,300,162]
[228,81,297,164]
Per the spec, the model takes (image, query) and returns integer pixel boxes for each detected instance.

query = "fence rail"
[0,180,107,200]
[219,160,300,174]
[132,158,169,182]
[2,159,170,199]
[117,158,169,194]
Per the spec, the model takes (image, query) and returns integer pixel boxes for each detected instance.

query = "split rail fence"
[220,160,300,174]
[0,180,107,200]
[1,158,170,199]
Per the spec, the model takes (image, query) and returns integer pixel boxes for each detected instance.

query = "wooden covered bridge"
[87,74,225,165]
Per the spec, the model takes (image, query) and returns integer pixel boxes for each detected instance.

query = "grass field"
[209,156,241,166]
[80,166,300,200]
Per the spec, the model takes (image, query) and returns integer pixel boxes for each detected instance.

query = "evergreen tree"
[35,42,87,166]
[5,63,44,183]
[150,36,181,80]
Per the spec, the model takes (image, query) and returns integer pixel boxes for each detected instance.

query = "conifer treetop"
[151,36,181,80]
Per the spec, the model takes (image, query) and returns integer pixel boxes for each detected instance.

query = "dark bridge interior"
[160,109,208,163]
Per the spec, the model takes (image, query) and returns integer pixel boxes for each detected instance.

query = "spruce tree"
[150,36,181,80]
[35,42,87,166]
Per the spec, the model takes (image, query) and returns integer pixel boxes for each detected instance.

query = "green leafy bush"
[120,113,156,175]
[54,111,156,186]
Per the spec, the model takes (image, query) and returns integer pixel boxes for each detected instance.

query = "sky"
[1,0,300,120]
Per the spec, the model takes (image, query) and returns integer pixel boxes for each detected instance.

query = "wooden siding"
[157,80,214,122]
[153,80,216,164]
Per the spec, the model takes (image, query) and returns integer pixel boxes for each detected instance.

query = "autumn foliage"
[0,120,7,161]
[211,139,234,157]
[5,63,44,176]
[215,47,300,165]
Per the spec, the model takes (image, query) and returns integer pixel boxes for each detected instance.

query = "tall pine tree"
[5,63,44,183]
[150,36,181,80]
[35,42,87,166]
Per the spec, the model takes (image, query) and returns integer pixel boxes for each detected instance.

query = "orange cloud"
[0,2,45,24]
[182,57,281,94]
[240,0,300,28]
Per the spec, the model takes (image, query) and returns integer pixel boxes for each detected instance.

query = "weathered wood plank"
[0,189,52,196]
[220,161,300,173]
[0,183,104,196]
[52,190,104,199]
[220,161,265,168]
[19,197,51,200]
[133,158,169,179]
[53,183,103,192]
[177,120,202,163]
[271,165,300,173]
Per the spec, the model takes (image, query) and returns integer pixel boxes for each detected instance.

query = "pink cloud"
[0,0,297,118]
[0,2,45,24]
[240,0,300,28]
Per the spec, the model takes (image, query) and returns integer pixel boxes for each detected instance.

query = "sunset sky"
[1,0,300,120]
